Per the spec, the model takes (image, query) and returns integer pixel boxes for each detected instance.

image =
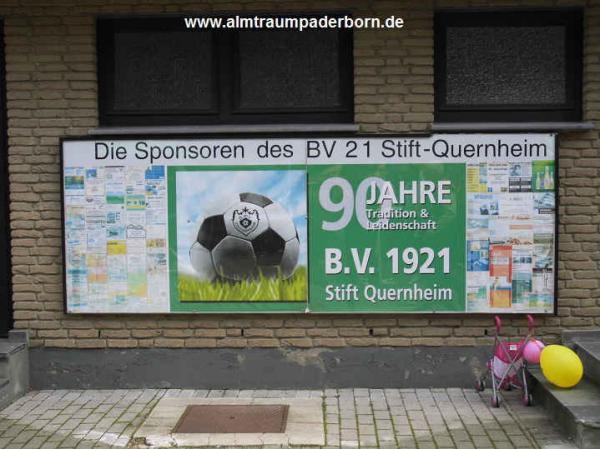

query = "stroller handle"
[527,314,534,334]
[495,316,502,333]
[494,315,534,335]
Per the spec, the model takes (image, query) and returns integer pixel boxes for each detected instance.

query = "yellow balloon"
[540,345,584,388]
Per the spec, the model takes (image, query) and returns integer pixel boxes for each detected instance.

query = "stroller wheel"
[522,393,533,406]
[491,396,500,408]
[475,380,485,392]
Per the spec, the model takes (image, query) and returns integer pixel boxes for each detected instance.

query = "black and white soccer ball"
[189,192,300,281]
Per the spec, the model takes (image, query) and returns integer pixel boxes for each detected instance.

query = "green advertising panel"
[61,134,557,314]
[308,163,466,312]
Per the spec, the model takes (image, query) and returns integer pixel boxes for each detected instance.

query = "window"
[434,10,582,122]
[97,16,353,126]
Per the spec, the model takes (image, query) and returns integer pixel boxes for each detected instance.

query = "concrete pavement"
[0,388,577,448]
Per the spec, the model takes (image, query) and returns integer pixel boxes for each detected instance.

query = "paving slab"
[135,396,324,447]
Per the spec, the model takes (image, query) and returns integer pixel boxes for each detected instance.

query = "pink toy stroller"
[475,315,534,407]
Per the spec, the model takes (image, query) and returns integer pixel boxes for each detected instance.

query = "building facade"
[0,0,598,388]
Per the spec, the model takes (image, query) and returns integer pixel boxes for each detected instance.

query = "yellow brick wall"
[1,0,599,349]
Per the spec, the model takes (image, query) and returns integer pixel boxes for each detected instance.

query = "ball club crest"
[232,206,260,236]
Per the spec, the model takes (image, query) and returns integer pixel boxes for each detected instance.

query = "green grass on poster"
[178,266,307,302]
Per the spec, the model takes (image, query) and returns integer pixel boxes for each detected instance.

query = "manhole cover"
[173,404,289,433]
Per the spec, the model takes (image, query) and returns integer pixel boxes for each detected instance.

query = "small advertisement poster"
[61,134,556,314]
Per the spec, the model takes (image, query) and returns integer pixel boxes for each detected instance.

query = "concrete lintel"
[431,122,595,132]
[88,123,360,135]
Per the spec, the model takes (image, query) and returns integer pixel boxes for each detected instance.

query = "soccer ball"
[189,192,300,281]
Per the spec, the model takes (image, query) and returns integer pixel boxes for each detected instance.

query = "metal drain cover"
[173,404,289,433]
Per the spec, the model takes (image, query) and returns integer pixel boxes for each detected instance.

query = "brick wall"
[2,0,599,349]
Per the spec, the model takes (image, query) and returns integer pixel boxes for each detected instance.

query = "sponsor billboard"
[61,134,556,313]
